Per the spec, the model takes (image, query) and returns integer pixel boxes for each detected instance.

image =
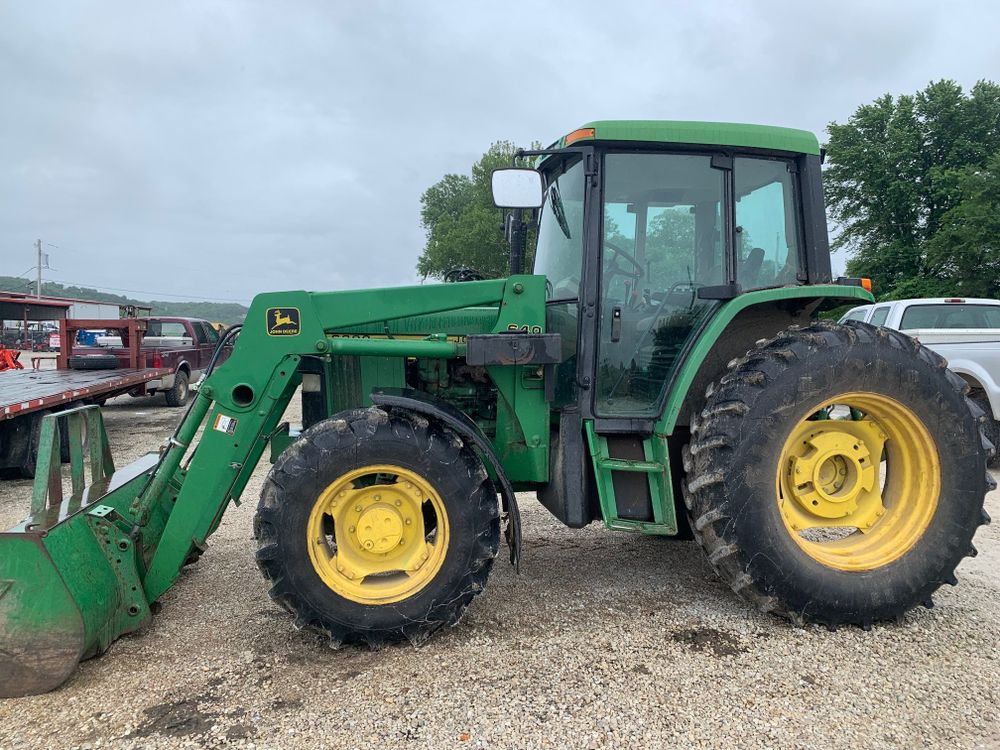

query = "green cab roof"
[555,120,821,155]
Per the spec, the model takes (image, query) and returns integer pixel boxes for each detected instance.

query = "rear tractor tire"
[254,406,500,647]
[683,321,993,628]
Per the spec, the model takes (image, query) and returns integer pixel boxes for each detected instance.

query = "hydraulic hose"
[202,324,243,381]
[131,324,243,508]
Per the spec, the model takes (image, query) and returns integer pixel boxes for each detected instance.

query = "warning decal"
[214,414,238,435]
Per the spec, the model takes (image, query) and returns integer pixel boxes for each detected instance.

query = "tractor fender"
[370,387,522,570]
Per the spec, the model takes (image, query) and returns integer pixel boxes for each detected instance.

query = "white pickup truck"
[839,297,1000,457]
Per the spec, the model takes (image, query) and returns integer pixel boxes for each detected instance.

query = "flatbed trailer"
[0,366,168,476]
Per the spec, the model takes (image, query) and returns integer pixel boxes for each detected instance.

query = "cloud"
[1,0,998,299]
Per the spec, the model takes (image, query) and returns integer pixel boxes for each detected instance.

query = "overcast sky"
[2,1,998,304]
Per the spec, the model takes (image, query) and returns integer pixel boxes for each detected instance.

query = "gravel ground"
[0,393,998,750]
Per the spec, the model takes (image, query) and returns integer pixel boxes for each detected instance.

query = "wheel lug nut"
[395,499,402,506]
[405,519,412,525]
[355,505,363,512]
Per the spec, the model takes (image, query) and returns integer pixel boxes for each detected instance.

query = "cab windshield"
[533,157,585,300]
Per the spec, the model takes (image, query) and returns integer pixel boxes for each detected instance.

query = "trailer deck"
[0,367,169,420]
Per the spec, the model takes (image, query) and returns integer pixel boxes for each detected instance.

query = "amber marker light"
[564,127,595,145]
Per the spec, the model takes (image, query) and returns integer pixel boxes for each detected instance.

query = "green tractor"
[0,121,992,697]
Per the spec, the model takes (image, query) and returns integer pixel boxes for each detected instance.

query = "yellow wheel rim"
[306,464,450,604]
[776,392,940,571]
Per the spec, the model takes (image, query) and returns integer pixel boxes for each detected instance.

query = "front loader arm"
[141,356,302,600]
[141,276,543,601]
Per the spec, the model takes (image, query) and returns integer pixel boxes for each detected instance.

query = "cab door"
[582,152,726,532]
[594,152,726,418]
[586,151,809,532]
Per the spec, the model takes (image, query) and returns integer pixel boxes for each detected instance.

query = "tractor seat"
[740,247,765,287]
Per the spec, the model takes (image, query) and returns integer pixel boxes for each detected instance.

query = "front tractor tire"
[254,407,500,647]
[683,321,993,628]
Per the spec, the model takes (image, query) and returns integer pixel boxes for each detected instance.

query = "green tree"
[417,141,536,279]
[824,79,1000,298]
[646,208,696,282]
[922,152,1000,298]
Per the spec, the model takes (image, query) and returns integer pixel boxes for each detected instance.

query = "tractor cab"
[495,121,830,424]
[490,122,844,534]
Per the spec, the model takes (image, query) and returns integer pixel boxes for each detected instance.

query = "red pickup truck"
[69,317,225,406]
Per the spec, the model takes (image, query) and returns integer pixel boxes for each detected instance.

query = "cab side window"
[734,157,802,289]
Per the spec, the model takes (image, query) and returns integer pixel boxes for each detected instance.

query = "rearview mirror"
[491,168,544,209]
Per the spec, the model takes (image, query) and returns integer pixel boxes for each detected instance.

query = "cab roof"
[552,120,821,156]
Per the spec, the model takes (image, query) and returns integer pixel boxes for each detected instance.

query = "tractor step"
[595,457,666,474]
[585,423,677,535]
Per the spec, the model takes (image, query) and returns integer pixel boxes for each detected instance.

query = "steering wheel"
[603,240,645,308]
[604,240,643,277]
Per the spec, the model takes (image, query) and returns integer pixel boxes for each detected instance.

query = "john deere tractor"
[1,121,992,697]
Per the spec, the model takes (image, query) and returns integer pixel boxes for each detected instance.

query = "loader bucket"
[0,406,158,697]
[0,534,86,696]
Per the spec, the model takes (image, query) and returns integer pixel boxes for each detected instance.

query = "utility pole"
[35,239,42,298]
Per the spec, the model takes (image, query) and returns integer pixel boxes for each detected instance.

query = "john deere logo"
[267,307,300,336]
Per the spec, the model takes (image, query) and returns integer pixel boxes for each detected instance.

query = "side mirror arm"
[506,211,527,275]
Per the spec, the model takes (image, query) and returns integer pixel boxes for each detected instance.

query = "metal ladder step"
[595,457,666,474]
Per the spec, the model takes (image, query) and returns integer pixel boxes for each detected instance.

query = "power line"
[43,274,250,304]
[10,238,250,304]
[12,266,37,279]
